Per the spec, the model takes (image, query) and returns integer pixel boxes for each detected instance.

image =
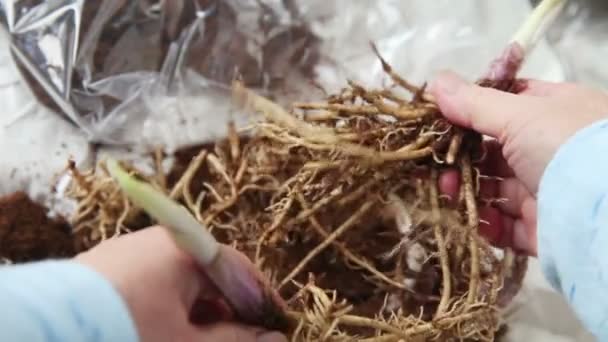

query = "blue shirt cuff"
[0,260,139,342]
[538,119,608,340]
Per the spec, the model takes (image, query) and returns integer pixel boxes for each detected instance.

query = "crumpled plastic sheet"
[1,0,565,152]
[533,0,608,90]
[0,0,324,146]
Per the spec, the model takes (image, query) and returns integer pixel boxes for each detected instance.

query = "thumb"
[429,70,539,139]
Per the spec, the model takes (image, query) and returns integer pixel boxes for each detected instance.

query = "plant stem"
[511,0,567,54]
[106,159,220,266]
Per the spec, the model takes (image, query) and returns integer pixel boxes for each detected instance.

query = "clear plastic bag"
[0,0,564,151]
[0,0,324,146]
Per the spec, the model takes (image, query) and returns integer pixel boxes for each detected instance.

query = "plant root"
[65,53,527,341]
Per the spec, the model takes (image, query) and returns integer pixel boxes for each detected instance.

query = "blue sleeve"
[538,119,608,341]
[0,260,139,342]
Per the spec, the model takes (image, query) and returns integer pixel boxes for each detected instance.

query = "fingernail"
[438,169,460,202]
[256,331,288,342]
[512,220,531,254]
[431,70,466,96]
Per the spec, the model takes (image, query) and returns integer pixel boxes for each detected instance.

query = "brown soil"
[0,192,76,263]
[167,143,216,197]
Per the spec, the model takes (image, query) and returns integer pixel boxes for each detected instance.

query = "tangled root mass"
[65,52,528,341]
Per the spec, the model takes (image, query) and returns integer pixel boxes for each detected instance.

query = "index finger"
[439,139,514,200]
[478,139,515,178]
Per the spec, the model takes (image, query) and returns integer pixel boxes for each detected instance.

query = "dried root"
[64,54,528,340]
[65,161,152,251]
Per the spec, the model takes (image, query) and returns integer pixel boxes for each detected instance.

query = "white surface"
[505,259,595,341]
[0,44,91,211]
[0,1,599,340]
[308,0,566,90]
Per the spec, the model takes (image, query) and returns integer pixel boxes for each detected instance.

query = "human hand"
[429,71,608,256]
[76,226,286,342]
